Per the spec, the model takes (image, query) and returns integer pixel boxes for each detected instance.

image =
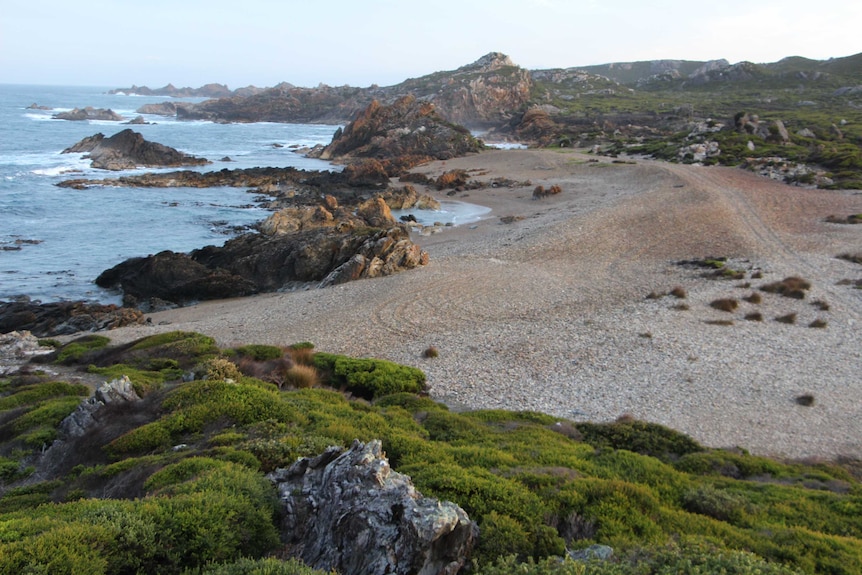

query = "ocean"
[0,84,341,305]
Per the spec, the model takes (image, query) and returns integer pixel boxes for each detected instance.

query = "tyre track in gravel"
[659,162,862,322]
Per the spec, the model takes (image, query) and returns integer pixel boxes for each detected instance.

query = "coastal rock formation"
[52,107,124,121]
[96,224,428,308]
[267,439,477,575]
[320,96,483,174]
[143,53,532,129]
[62,129,210,170]
[0,299,146,337]
[108,83,234,98]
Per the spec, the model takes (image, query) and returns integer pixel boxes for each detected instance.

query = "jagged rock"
[258,206,335,235]
[0,331,54,375]
[97,226,428,307]
[267,440,477,575]
[62,129,210,171]
[380,185,441,210]
[356,197,397,228]
[95,250,259,307]
[0,299,146,337]
[319,96,483,173]
[58,376,140,439]
[52,107,124,121]
[27,103,52,110]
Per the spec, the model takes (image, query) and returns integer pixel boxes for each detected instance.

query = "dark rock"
[267,439,477,575]
[97,225,428,307]
[52,107,124,121]
[62,129,210,171]
[95,250,258,306]
[0,300,146,337]
[27,103,52,110]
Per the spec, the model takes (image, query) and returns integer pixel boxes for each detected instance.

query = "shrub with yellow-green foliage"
[312,352,426,399]
[0,459,279,575]
[2,331,861,574]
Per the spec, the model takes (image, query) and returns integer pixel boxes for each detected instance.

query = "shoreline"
[76,149,862,460]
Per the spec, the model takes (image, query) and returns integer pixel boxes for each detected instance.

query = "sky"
[2,0,860,89]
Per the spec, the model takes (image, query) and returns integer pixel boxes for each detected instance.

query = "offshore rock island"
[2,50,862,575]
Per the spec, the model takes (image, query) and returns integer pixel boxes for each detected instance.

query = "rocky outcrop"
[52,107,124,121]
[267,440,477,575]
[320,96,483,173]
[58,376,141,439]
[0,331,54,375]
[62,129,210,170]
[0,299,146,337]
[96,224,428,309]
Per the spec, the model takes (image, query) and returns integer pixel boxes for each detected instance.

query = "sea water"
[0,85,489,305]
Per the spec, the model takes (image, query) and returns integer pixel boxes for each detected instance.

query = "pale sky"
[1,0,859,89]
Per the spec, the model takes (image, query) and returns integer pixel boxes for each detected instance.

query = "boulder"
[381,185,441,210]
[267,440,477,575]
[356,197,397,228]
[62,129,210,171]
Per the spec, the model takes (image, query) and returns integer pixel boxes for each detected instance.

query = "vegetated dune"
[104,149,862,460]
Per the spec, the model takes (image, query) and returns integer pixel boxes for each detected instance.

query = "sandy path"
[101,150,862,460]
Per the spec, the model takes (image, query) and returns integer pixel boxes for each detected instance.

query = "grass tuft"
[775,313,797,324]
[710,298,739,312]
[795,394,816,407]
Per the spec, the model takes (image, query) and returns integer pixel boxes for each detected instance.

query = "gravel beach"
[102,149,862,460]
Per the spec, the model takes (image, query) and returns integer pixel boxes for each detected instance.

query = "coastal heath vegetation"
[1,331,861,574]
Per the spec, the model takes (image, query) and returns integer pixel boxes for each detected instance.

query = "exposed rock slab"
[62,129,210,171]
[267,439,477,575]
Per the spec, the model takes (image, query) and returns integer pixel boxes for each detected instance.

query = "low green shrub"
[53,335,111,364]
[233,344,285,361]
[575,419,704,461]
[312,352,426,399]
[200,557,327,575]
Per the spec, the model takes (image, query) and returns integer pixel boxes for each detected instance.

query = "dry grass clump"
[422,345,439,358]
[744,312,764,322]
[281,364,320,389]
[775,313,797,325]
[795,393,816,407]
[760,276,811,299]
[744,292,762,304]
[705,319,735,326]
[532,184,563,199]
[645,291,663,300]
[286,345,315,366]
[809,318,828,329]
[237,355,294,388]
[751,270,763,279]
[811,299,830,311]
[710,298,739,312]
[672,303,690,311]
[669,286,687,299]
